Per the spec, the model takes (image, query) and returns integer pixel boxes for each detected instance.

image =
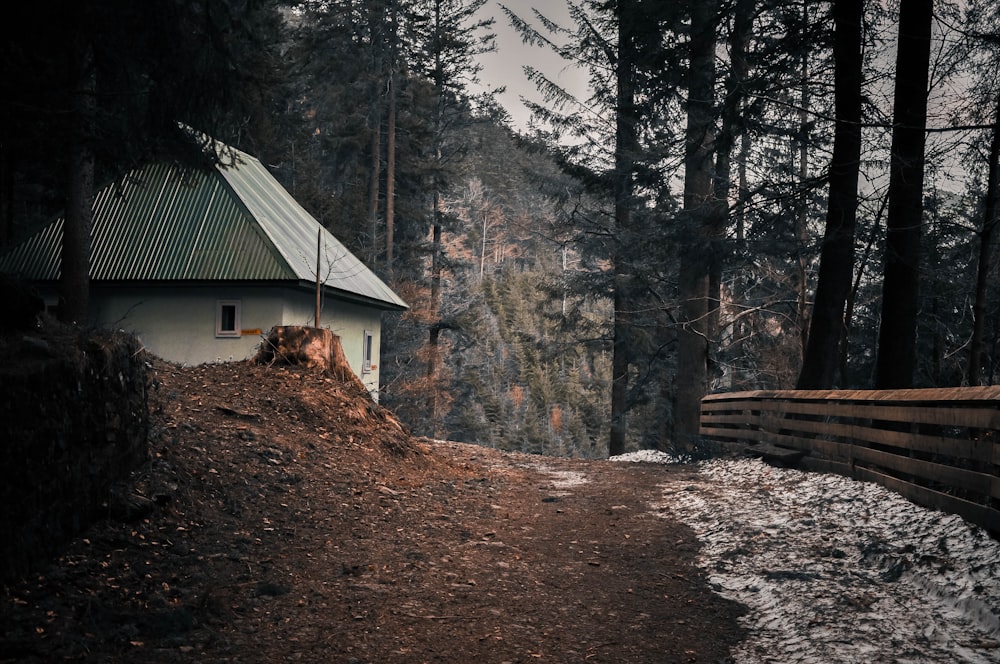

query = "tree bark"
[426,201,443,436]
[0,142,11,249]
[367,1,388,268]
[608,0,641,457]
[874,0,933,389]
[424,0,446,437]
[385,0,398,279]
[674,0,718,449]
[796,0,863,390]
[710,0,754,357]
[795,0,811,364]
[60,31,96,325]
[968,89,1000,386]
[386,66,397,279]
[368,95,382,267]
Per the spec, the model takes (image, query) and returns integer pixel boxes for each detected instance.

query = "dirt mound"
[0,360,744,663]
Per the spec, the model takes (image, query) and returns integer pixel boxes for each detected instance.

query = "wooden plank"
[700,413,759,426]
[851,447,995,497]
[702,391,768,403]
[701,390,1000,536]
[758,421,865,461]
[699,425,759,442]
[743,443,806,466]
[700,398,764,413]
[704,397,1000,431]
[763,430,820,453]
[703,405,997,460]
[801,437,854,463]
[751,415,992,465]
[800,456,852,477]
[702,386,1000,403]
[759,411,794,433]
[746,400,1000,429]
[832,425,990,464]
[854,466,1000,535]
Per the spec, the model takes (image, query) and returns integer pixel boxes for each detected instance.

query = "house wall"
[84,285,384,398]
[280,290,384,400]
[90,285,282,365]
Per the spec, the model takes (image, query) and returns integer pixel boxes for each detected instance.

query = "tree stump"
[256,326,365,390]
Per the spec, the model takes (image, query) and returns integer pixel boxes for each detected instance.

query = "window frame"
[362,329,374,374]
[216,300,242,338]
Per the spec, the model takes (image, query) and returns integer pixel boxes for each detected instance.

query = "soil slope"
[1,360,745,663]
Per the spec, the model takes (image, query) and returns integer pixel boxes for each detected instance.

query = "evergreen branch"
[753,93,996,133]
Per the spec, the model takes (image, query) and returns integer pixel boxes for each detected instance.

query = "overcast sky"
[473,0,590,131]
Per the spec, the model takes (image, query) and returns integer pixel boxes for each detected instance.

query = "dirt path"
[325,444,746,663]
[1,362,744,663]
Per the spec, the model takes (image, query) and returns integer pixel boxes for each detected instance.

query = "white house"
[0,143,406,399]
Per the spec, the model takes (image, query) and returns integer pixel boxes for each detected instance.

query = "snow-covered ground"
[613,452,1000,663]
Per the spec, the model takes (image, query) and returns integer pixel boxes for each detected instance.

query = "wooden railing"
[700,387,1000,535]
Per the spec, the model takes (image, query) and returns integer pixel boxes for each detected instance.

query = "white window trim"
[362,329,374,374]
[216,300,242,338]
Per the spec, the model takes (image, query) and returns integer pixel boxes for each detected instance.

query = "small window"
[216,300,241,338]
[362,330,374,373]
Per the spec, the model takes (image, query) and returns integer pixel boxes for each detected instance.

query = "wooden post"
[315,226,321,328]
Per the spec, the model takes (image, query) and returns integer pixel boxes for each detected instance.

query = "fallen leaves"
[0,360,745,664]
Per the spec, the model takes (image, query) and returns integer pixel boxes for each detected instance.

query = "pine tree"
[797,0,864,390]
[674,0,719,447]
[2,1,283,322]
[874,0,933,389]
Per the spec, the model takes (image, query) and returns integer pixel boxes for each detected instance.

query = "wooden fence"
[700,387,1000,536]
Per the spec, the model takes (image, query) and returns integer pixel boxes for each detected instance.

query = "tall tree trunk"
[608,0,641,457]
[609,285,630,456]
[710,0,754,359]
[842,192,887,387]
[425,191,443,436]
[0,141,11,249]
[425,0,446,437]
[367,4,385,268]
[368,104,382,266]
[794,0,811,365]
[385,0,398,279]
[60,31,96,325]
[674,0,718,449]
[796,0,863,390]
[736,132,749,245]
[386,66,397,279]
[875,0,933,389]
[968,89,1000,387]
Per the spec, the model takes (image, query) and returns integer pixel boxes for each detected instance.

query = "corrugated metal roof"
[217,148,407,309]
[0,144,407,311]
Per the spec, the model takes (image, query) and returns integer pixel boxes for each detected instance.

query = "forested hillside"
[3,0,1000,458]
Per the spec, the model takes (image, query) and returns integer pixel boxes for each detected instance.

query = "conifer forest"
[3,0,1000,458]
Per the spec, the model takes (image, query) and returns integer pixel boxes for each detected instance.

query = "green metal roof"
[0,145,407,309]
[0,145,407,311]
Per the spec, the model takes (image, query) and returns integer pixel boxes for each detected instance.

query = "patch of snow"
[546,469,589,489]
[524,463,590,494]
[610,449,688,464]
[653,458,1000,663]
